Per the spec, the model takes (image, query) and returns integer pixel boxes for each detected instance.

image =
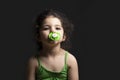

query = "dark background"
[0,0,118,80]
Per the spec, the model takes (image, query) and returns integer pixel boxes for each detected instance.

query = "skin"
[27,16,79,80]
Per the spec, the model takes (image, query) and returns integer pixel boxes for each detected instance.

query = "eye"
[43,27,49,30]
[42,25,49,30]
[56,27,61,30]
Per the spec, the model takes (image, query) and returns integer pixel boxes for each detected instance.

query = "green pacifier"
[48,32,61,41]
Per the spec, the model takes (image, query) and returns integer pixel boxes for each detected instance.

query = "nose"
[50,27,56,32]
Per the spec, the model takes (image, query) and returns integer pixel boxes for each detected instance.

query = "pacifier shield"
[48,32,60,41]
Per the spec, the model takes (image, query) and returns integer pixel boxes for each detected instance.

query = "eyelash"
[43,27,49,30]
[42,27,61,30]
[56,27,61,30]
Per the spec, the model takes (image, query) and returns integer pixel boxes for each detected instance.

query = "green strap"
[65,51,68,67]
[36,57,40,66]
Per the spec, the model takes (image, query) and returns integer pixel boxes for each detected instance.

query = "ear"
[36,34,41,42]
[35,25,39,28]
[62,35,66,41]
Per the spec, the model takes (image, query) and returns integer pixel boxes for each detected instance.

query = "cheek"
[59,31,64,39]
[61,29,64,36]
[39,31,49,39]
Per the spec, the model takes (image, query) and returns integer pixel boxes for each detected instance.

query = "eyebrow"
[42,24,61,27]
[55,25,61,27]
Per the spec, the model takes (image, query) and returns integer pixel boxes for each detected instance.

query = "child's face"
[39,16,65,45]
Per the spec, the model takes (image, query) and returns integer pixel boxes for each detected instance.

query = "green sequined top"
[35,52,68,80]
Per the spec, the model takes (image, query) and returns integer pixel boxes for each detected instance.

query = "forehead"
[43,16,62,25]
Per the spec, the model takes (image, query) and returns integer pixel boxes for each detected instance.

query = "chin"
[47,40,61,46]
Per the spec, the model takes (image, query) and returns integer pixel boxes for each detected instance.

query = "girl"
[27,9,79,80]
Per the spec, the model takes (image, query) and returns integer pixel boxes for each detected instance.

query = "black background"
[0,0,119,80]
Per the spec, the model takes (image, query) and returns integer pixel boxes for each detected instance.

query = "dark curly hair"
[33,9,74,51]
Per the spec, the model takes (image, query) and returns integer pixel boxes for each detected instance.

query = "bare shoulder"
[26,56,38,80]
[67,52,78,68]
[67,52,79,80]
[27,56,38,69]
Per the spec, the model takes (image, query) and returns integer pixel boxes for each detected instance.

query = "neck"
[41,43,62,56]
